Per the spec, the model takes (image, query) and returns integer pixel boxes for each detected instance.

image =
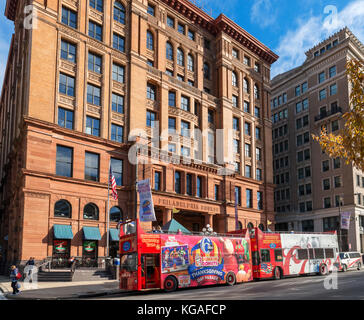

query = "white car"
[339,252,362,272]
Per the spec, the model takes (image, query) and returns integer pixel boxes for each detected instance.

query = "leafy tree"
[312,59,364,171]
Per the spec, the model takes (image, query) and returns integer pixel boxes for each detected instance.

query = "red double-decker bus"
[119,219,253,292]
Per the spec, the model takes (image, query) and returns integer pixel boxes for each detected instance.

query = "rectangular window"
[111,158,123,186]
[175,171,181,193]
[334,176,342,188]
[302,82,308,93]
[168,91,176,107]
[177,23,185,34]
[85,152,99,181]
[62,7,77,29]
[302,99,309,110]
[85,116,100,136]
[295,86,301,96]
[233,139,239,154]
[56,145,73,177]
[147,3,155,16]
[112,64,124,83]
[330,83,337,95]
[147,83,156,101]
[168,117,176,132]
[246,189,253,208]
[255,127,261,140]
[233,117,239,131]
[332,120,339,132]
[329,66,336,78]
[232,95,238,108]
[245,143,251,157]
[112,93,124,114]
[146,111,156,128]
[167,16,174,28]
[319,89,326,101]
[244,122,251,136]
[89,21,102,41]
[61,40,76,63]
[181,120,190,137]
[58,107,74,129]
[314,249,325,259]
[113,33,125,52]
[275,249,283,262]
[181,146,190,158]
[181,96,190,111]
[188,30,195,41]
[87,84,101,106]
[324,197,331,209]
[214,185,219,201]
[90,0,103,12]
[244,101,250,113]
[154,171,161,190]
[245,165,251,178]
[186,174,193,195]
[296,102,302,113]
[319,71,325,83]
[256,147,262,161]
[111,124,124,143]
[235,186,241,206]
[333,157,341,169]
[257,191,263,210]
[243,56,250,66]
[59,73,75,97]
[297,249,308,260]
[254,106,260,118]
[196,176,202,197]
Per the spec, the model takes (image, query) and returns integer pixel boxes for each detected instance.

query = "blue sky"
[0,0,363,90]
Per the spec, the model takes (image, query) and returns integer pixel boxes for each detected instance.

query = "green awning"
[109,229,119,241]
[162,219,191,234]
[83,226,101,240]
[53,224,74,239]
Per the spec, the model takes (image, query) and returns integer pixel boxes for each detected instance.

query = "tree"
[312,59,364,171]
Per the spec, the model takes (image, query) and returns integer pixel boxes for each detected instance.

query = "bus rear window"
[261,249,270,263]
[274,249,283,262]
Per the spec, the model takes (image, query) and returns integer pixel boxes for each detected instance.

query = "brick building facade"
[0,0,277,269]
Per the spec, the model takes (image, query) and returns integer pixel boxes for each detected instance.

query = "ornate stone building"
[271,28,364,252]
[0,0,277,268]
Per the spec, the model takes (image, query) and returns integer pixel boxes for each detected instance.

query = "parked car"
[339,252,362,272]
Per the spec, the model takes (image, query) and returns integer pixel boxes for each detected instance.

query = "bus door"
[141,254,160,289]
[308,248,317,273]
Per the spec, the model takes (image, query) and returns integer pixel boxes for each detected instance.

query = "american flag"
[109,165,118,200]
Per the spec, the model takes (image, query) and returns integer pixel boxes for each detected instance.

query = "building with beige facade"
[0,0,277,270]
[271,28,364,252]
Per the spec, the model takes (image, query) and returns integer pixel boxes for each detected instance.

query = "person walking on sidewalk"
[25,257,35,283]
[10,265,21,295]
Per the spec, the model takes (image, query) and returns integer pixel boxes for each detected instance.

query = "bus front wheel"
[226,272,236,286]
[319,264,328,276]
[164,276,178,292]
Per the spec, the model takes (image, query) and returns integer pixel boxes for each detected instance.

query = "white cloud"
[271,0,364,78]
[251,0,277,27]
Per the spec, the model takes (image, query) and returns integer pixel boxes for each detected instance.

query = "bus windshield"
[121,253,137,271]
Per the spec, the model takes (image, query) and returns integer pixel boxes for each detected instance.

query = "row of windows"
[55,199,123,222]
[273,140,289,155]
[274,156,289,170]
[62,6,126,49]
[322,176,342,190]
[274,172,290,185]
[313,39,339,58]
[295,98,309,114]
[275,188,290,202]
[322,158,341,172]
[271,93,287,109]
[296,131,310,147]
[232,47,261,74]
[58,107,125,142]
[356,175,364,188]
[319,83,337,101]
[318,66,337,83]
[173,171,206,198]
[297,149,310,163]
[56,145,123,184]
[272,109,288,123]
[273,124,288,139]
[295,81,308,97]
[235,187,263,210]
[231,74,260,100]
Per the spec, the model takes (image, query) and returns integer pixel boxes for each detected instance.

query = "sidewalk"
[0,276,123,300]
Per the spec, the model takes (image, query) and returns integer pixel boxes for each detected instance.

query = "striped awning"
[109,229,119,242]
[53,225,74,239]
[83,226,101,240]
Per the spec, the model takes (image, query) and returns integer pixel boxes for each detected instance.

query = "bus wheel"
[357,262,362,271]
[226,272,236,286]
[273,267,281,280]
[164,276,178,292]
[319,264,328,276]
[342,264,347,272]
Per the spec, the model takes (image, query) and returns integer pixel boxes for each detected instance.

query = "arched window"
[177,48,184,66]
[187,54,194,72]
[247,222,254,229]
[83,203,99,220]
[203,62,210,80]
[254,84,260,99]
[146,31,154,50]
[114,1,126,24]
[258,223,265,231]
[232,71,237,87]
[110,206,123,222]
[54,200,72,218]
[243,78,249,93]
[237,221,243,230]
[166,42,173,61]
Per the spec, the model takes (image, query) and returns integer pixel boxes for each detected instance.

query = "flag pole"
[106,160,111,258]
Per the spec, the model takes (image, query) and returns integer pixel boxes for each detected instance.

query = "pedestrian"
[25,257,35,283]
[10,265,21,295]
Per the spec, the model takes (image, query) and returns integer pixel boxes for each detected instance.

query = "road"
[0,292,7,300]
[89,269,364,300]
